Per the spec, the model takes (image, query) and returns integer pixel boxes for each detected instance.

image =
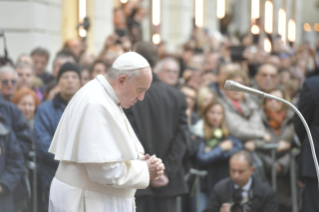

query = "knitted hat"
[57,62,81,82]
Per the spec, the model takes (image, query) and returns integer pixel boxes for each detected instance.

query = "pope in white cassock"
[48,52,165,212]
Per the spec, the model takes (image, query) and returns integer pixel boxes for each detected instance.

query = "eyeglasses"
[1,79,17,85]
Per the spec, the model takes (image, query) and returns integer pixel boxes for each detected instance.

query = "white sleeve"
[85,160,150,189]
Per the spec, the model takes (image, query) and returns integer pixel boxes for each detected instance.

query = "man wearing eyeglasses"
[0,66,18,101]
[251,64,279,105]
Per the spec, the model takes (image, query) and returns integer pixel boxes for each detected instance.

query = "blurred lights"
[251,25,260,35]
[264,1,273,34]
[288,19,296,42]
[217,0,225,19]
[120,0,128,3]
[152,34,161,44]
[79,28,87,37]
[303,23,311,32]
[314,23,319,32]
[251,0,260,20]
[152,0,161,26]
[264,38,272,53]
[195,0,204,27]
[79,0,86,37]
[278,9,286,44]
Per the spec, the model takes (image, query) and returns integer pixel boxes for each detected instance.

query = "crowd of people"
[1,2,319,212]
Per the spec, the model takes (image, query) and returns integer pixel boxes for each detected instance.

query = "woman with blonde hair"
[196,100,242,210]
[11,87,40,131]
[190,87,216,137]
[196,87,216,115]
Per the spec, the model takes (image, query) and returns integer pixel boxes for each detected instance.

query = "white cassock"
[48,75,149,212]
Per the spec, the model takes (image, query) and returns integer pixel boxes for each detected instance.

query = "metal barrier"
[27,151,37,212]
[262,143,279,191]
[179,145,300,212]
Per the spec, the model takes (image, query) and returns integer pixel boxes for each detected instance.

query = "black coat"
[124,73,189,197]
[0,123,25,212]
[0,95,33,158]
[0,95,32,211]
[294,75,319,179]
[204,176,278,212]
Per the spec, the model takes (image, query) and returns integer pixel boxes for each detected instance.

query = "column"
[90,0,114,55]
[161,0,194,52]
[141,0,151,42]
[233,0,250,36]
[272,0,282,36]
[294,0,302,45]
[204,0,219,36]
[0,0,62,69]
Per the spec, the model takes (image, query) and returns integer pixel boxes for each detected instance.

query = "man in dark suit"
[204,151,278,212]
[124,41,189,212]
[294,75,319,211]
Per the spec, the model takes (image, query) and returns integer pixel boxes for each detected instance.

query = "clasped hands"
[142,154,168,187]
[142,154,165,180]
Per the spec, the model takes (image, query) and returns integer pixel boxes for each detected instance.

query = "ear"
[250,166,255,174]
[117,75,127,89]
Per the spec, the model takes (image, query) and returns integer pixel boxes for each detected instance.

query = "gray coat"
[258,108,294,175]
[259,108,295,210]
[219,93,266,142]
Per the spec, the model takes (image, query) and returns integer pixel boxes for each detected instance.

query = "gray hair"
[0,66,18,79]
[15,62,34,73]
[107,67,141,81]
[154,57,180,74]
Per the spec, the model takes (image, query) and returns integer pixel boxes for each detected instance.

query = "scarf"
[265,110,286,135]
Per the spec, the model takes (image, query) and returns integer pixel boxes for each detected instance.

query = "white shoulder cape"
[49,75,144,163]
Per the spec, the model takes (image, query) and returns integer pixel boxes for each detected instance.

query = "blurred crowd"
[1,1,319,212]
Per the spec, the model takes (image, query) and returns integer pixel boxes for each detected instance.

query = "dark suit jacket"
[294,75,319,178]
[124,73,189,197]
[204,176,278,212]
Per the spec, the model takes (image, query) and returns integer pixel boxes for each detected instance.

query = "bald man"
[204,151,278,212]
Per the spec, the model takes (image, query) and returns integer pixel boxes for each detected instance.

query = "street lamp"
[152,0,161,26]
[288,19,296,43]
[195,0,204,27]
[251,0,260,20]
[278,9,286,44]
[264,0,273,34]
[217,0,225,19]
[79,0,87,37]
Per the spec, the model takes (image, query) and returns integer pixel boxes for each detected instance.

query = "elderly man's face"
[117,67,152,109]
[16,66,34,89]
[230,156,254,187]
[0,71,17,99]
[255,65,278,92]
[157,61,179,86]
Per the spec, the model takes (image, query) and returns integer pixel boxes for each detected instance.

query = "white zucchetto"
[112,52,150,71]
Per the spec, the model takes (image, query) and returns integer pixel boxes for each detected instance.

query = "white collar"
[234,177,252,191]
[96,75,120,105]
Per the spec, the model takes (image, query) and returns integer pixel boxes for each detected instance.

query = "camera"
[231,202,252,212]
[230,188,253,212]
